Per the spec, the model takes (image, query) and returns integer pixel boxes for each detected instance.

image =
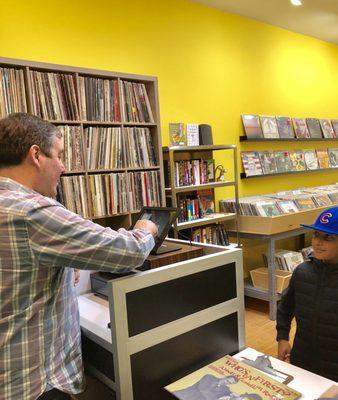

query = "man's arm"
[27,200,156,273]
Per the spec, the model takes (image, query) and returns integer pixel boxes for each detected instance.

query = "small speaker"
[198,124,213,145]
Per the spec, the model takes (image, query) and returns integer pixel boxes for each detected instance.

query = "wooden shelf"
[168,180,236,194]
[163,144,236,152]
[176,213,236,230]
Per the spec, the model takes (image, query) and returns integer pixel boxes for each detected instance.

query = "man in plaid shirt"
[0,113,157,400]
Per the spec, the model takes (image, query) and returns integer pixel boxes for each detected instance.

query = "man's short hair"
[0,113,60,168]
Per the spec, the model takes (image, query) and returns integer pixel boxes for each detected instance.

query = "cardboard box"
[228,206,329,235]
[250,267,291,293]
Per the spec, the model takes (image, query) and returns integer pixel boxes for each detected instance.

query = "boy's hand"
[278,339,291,362]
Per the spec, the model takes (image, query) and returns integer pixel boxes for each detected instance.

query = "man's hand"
[134,219,158,238]
[278,339,291,362]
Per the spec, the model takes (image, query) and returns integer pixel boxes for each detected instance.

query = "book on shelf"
[276,116,294,139]
[316,149,330,169]
[241,151,263,176]
[319,119,336,139]
[328,149,338,168]
[169,122,186,146]
[198,189,215,215]
[190,224,229,246]
[292,118,310,139]
[0,66,27,118]
[241,114,263,138]
[258,151,278,174]
[260,115,279,138]
[304,149,319,170]
[274,150,293,173]
[206,159,215,182]
[306,118,323,139]
[331,119,338,137]
[289,150,306,171]
[186,123,199,146]
[165,355,301,400]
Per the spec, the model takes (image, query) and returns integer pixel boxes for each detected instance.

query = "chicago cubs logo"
[320,212,332,224]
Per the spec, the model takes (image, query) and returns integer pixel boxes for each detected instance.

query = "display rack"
[163,145,240,246]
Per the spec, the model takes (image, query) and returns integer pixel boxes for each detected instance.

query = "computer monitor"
[132,207,182,255]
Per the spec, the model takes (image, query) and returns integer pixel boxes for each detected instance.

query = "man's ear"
[26,145,42,167]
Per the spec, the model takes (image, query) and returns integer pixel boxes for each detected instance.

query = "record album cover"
[328,149,338,168]
[320,119,336,139]
[316,149,330,169]
[258,151,278,175]
[260,115,279,138]
[241,151,263,176]
[304,149,319,170]
[331,120,338,138]
[306,118,323,139]
[289,150,306,171]
[293,118,310,139]
[274,151,293,173]
[165,355,301,400]
[241,114,263,138]
[276,116,294,139]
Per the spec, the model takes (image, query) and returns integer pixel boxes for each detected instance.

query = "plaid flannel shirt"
[0,177,154,400]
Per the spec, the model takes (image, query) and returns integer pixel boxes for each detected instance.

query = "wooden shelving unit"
[0,56,166,229]
[163,144,240,245]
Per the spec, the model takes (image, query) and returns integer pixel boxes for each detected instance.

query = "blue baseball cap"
[301,207,338,236]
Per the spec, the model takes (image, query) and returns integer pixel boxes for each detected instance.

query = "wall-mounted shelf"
[240,136,338,142]
[241,166,337,179]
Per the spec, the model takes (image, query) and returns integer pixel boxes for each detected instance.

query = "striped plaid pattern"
[0,178,154,400]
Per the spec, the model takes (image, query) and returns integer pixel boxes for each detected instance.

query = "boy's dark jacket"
[276,255,338,381]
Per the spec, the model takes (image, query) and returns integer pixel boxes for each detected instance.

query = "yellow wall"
[1,0,338,198]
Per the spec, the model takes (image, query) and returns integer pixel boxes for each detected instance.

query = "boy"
[276,206,338,381]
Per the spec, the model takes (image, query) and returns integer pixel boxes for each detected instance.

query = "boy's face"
[312,230,338,264]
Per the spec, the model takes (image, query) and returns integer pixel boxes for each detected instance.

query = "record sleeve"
[328,148,338,168]
[289,150,306,171]
[331,119,338,137]
[293,118,310,139]
[241,151,263,176]
[316,149,330,169]
[319,119,336,139]
[241,114,263,138]
[306,118,323,139]
[274,151,293,173]
[276,116,294,138]
[258,151,278,174]
[304,149,319,170]
[260,115,279,138]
